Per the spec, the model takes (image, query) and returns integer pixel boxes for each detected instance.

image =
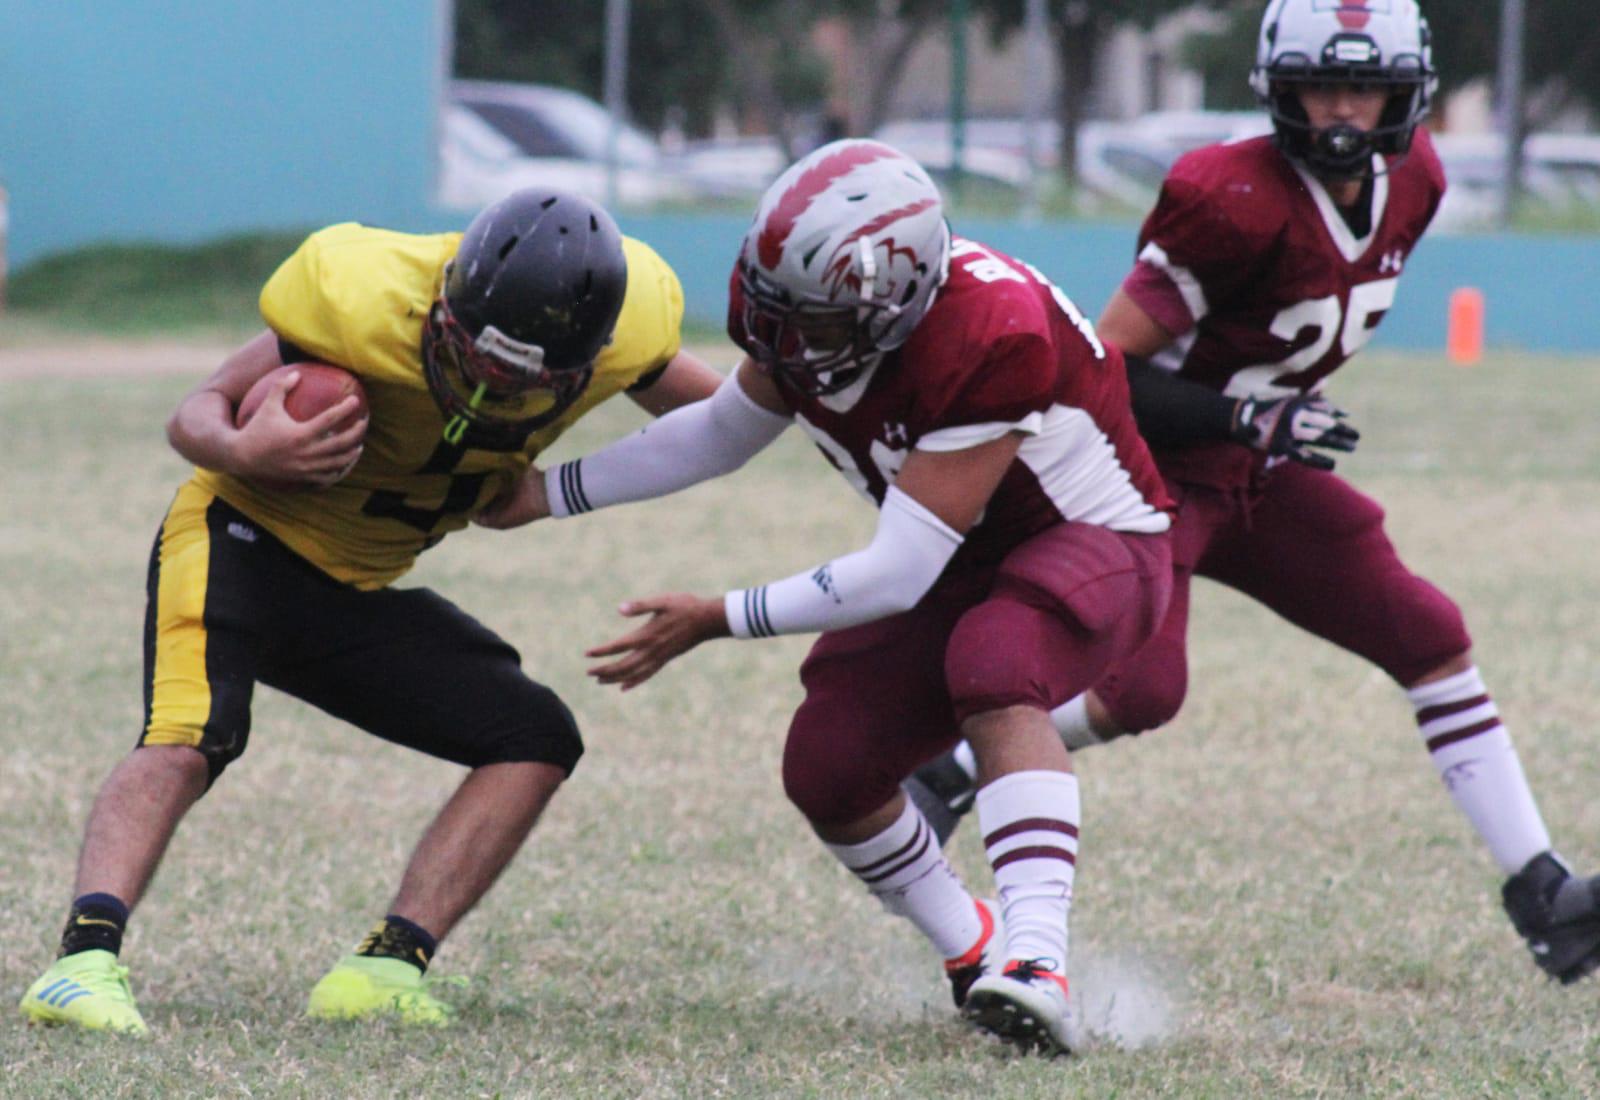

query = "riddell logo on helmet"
[1312,0,1386,29]
[1337,4,1372,29]
[757,143,900,269]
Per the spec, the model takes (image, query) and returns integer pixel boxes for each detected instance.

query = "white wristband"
[724,486,962,638]
[547,375,790,517]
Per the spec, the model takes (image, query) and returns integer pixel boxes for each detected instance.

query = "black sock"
[355,914,438,974]
[58,892,130,958]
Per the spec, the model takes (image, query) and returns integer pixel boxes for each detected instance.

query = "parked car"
[438,80,686,210]
[870,117,1046,189]
[1430,131,1600,229]
[666,135,787,200]
[870,111,1270,201]
[1076,111,1270,205]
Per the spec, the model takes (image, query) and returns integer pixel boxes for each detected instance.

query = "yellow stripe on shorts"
[142,482,218,748]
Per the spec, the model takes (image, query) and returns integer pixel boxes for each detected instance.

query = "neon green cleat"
[306,955,456,1026]
[18,949,149,1036]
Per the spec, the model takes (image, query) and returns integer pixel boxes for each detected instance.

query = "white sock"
[1049,693,1103,751]
[1409,666,1550,875]
[824,799,982,959]
[977,770,1079,967]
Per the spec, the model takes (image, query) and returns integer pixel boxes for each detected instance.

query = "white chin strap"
[857,235,877,301]
[855,235,902,341]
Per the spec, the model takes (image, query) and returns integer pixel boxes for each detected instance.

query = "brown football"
[235,363,368,490]
[236,362,368,428]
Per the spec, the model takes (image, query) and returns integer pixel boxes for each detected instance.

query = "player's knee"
[140,726,247,790]
[782,731,889,828]
[485,685,584,775]
[1097,642,1188,734]
[944,601,1058,715]
[1382,582,1472,686]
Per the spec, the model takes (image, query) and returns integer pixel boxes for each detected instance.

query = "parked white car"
[1430,131,1600,229]
[438,80,686,210]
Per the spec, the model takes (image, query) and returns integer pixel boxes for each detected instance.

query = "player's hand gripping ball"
[236,363,369,490]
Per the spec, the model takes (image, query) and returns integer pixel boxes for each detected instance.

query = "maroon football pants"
[784,524,1171,827]
[1095,461,1471,734]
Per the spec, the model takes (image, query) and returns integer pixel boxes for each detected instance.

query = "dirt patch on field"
[0,340,229,380]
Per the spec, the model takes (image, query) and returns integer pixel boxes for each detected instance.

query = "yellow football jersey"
[189,223,683,589]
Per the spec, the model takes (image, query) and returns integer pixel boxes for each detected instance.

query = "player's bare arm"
[623,348,724,416]
[585,432,1022,691]
[166,329,366,487]
[1099,287,1178,360]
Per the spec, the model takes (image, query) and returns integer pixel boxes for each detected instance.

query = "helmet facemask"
[738,235,923,397]
[1263,53,1431,178]
[423,273,595,448]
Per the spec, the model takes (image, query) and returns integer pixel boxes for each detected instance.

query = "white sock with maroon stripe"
[1409,666,1551,875]
[824,799,983,959]
[977,770,1079,967]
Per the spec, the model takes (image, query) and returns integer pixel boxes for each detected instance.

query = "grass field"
[2,340,1599,1097]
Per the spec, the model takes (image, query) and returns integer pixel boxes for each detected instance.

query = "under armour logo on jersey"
[1379,249,1406,274]
[884,421,909,447]
[227,521,258,543]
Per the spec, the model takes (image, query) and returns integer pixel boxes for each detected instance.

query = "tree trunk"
[860,14,935,135]
[1051,12,1105,188]
[700,0,799,159]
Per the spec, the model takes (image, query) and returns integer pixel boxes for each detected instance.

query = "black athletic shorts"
[140,484,582,782]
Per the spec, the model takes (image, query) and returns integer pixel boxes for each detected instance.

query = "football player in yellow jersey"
[18,189,723,1033]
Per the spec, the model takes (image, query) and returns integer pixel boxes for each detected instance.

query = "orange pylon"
[1447,287,1485,366]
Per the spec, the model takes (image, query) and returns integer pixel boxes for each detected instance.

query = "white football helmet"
[1249,0,1438,177]
[736,139,951,395]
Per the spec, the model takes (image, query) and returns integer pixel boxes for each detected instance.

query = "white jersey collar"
[1292,154,1388,264]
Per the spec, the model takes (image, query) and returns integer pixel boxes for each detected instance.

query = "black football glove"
[1231,393,1360,471]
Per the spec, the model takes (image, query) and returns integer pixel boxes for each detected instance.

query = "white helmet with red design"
[1250,0,1437,178]
[735,139,950,395]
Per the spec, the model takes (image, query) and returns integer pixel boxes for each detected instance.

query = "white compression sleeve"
[547,376,791,517]
[725,486,962,638]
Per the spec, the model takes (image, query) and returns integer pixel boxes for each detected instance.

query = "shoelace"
[79,962,135,998]
[1007,958,1060,983]
[394,973,469,1015]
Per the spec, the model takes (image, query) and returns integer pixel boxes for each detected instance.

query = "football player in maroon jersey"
[907,0,1600,986]
[478,139,1175,1054]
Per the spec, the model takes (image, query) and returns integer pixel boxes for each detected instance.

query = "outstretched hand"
[1232,392,1359,471]
[474,465,552,529]
[585,593,730,691]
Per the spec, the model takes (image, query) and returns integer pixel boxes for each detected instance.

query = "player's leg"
[1206,463,1600,981]
[942,524,1172,1055]
[21,488,266,1035]
[906,482,1218,845]
[785,596,1003,1011]
[275,586,581,1023]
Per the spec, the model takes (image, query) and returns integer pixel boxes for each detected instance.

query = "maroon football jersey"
[1120,129,1445,486]
[730,237,1171,570]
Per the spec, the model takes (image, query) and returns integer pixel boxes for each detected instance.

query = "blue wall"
[618,212,1600,354]
[0,1,452,268]
[1,2,1591,353]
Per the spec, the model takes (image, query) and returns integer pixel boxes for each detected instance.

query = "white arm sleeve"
[724,486,962,638]
[547,376,791,517]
